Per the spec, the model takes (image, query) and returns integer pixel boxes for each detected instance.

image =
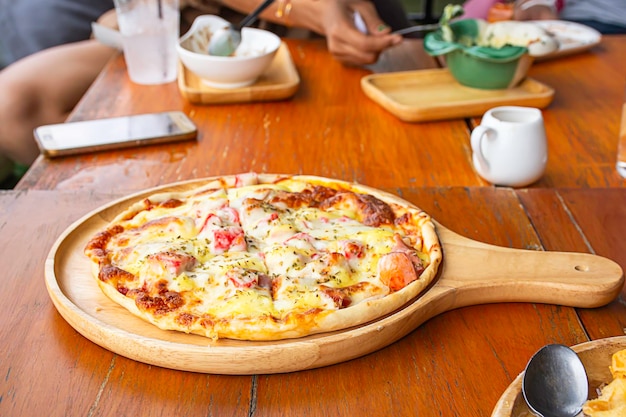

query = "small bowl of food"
[177,15,281,89]
[492,336,626,417]
[424,16,558,90]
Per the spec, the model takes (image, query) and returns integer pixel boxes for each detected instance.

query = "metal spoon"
[522,344,588,417]
[208,0,276,56]
[354,4,463,37]
[353,11,439,36]
[392,23,440,36]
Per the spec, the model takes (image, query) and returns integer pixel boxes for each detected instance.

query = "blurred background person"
[514,0,626,34]
[462,0,626,34]
[0,0,114,68]
[0,0,114,186]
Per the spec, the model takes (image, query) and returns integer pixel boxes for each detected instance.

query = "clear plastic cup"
[113,0,179,85]
[617,85,626,178]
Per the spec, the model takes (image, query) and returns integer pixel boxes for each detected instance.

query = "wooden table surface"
[16,36,626,192]
[3,34,626,417]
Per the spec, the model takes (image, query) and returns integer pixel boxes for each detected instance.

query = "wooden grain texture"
[518,188,626,341]
[0,191,115,417]
[17,37,626,192]
[254,187,592,417]
[361,69,554,122]
[4,32,626,417]
[13,38,475,192]
[178,42,300,104]
[44,181,621,375]
[3,187,612,417]
[0,191,253,417]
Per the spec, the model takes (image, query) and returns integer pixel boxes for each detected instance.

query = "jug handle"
[470,125,492,172]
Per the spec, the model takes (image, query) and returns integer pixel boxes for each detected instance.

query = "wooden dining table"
[2,33,626,417]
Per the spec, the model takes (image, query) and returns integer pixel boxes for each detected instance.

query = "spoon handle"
[392,23,440,36]
[353,14,439,36]
[237,0,276,30]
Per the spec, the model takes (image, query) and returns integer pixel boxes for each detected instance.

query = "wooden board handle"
[437,225,625,309]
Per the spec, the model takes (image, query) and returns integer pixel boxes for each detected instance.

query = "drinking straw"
[157,0,163,19]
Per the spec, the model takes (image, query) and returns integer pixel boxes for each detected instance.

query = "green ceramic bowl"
[424,19,531,90]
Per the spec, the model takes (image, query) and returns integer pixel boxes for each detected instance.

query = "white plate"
[532,20,602,60]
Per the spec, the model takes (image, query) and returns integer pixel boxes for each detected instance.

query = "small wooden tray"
[177,42,300,104]
[491,336,626,417]
[361,68,555,122]
[44,177,623,375]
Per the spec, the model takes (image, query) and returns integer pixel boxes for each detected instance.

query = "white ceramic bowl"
[177,15,281,89]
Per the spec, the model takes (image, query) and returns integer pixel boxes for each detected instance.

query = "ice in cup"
[114,0,180,85]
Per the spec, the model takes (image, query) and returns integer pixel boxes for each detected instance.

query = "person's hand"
[320,0,402,66]
[513,4,558,21]
[222,0,403,66]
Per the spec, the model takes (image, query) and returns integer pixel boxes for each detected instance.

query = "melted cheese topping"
[86,177,433,339]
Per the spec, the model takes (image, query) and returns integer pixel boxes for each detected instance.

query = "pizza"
[84,173,442,341]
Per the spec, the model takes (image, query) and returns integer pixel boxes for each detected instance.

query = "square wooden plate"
[361,68,555,122]
[177,42,300,105]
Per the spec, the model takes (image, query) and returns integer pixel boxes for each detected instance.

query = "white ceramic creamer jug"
[471,106,547,187]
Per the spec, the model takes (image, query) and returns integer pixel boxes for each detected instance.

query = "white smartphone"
[34,111,198,157]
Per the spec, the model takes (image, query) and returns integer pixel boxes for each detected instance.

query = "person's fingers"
[331,16,398,49]
[326,32,394,66]
[349,2,402,48]
[330,45,379,66]
[320,0,401,66]
[351,2,391,35]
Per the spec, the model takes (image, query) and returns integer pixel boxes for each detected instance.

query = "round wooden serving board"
[491,336,626,417]
[44,177,624,375]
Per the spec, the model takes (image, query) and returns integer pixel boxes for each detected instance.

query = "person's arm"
[221,0,402,66]
[0,40,116,165]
